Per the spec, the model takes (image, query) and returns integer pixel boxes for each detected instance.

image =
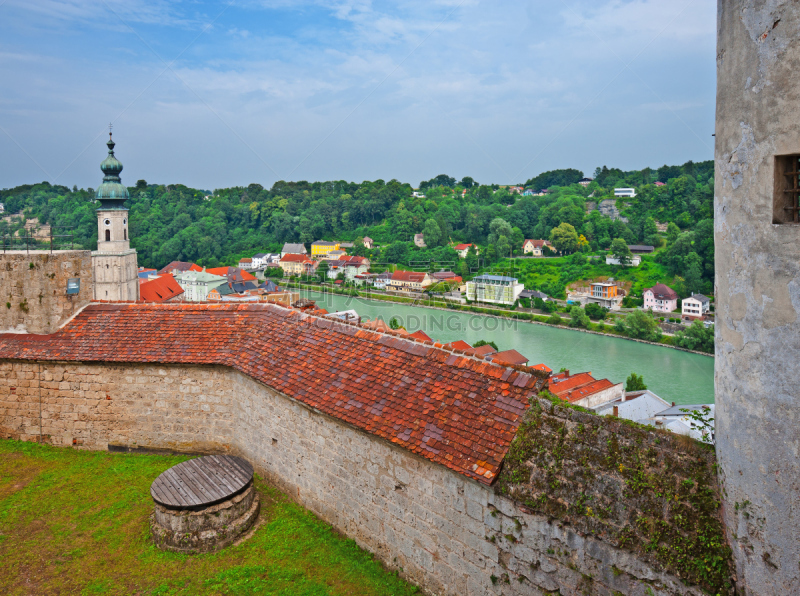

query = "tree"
[316,260,329,282]
[609,238,633,265]
[524,168,584,190]
[568,306,590,328]
[488,217,513,245]
[549,222,579,254]
[136,179,148,189]
[473,340,499,350]
[674,320,715,353]
[625,373,647,392]
[620,310,663,341]
[584,302,608,320]
[495,236,511,259]
[666,222,680,244]
[389,316,402,330]
[422,218,442,247]
[460,177,477,189]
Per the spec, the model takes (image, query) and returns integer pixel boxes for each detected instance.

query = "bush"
[547,314,563,325]
[568,306,590,328]
[619,310,663,342]
[584,302,608,320]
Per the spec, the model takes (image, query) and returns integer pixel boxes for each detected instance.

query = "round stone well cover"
[150,455,254,509]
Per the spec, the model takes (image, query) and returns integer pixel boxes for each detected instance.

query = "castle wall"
[715,2,800,593]
[0,250,93,334]
[0,359,711,596]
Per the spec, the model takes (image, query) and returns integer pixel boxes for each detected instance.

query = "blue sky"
[0,0,716,191]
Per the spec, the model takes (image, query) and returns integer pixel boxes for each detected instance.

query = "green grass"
[0,440,418,596]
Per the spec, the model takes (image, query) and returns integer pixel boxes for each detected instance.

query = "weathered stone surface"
[151,484,260,553]
[715,2,800,594]
[0,251,93,334]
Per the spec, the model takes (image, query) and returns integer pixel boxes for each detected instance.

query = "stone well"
[150,454,260,554]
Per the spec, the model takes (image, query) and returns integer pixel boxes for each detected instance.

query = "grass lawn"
[0,440,419,596]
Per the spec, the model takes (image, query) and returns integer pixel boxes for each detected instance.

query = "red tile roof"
[0,304,542,484]
[139,274,184,303]
[523,239,551,248]
[279,254,315,264]
[454,243,472,251]
[206,266,257,282]
[158,261,202,275]
[444,340,472,351]
[409,330,432,342]
[531,363,552,373]
[548,372,596,396]
[561,379,616,403]
[490,349,529,366]
[391,270,426,283]
[466,344,498,358]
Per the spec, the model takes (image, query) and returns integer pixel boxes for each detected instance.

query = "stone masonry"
[0,251,93,334]
[0,359,707,595]
[715,2,800,594]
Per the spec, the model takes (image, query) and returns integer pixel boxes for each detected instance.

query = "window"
[105,229,110,241]
[774,154,800,223]
[124,229,127,240]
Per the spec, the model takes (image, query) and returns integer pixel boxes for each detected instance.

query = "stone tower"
[92,133,139,301]
[715,1,800,593]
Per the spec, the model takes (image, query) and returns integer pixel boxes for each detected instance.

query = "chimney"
[613,406,619,417]
[671,402,676,407]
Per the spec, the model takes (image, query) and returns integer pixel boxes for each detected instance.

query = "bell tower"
[92,132,139,300]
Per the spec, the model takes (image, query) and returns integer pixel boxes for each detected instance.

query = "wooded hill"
[0,160,713,296]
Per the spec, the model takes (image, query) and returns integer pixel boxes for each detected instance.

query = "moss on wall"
[496,394,733,595]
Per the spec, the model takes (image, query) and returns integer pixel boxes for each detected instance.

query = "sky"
[0,0,717,191]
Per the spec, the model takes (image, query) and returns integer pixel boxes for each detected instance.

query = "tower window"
[105,229,111,241]
[124,229,127,240]
[774,154,800,223]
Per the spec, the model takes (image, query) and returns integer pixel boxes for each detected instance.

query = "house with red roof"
[139,274,184,303]
[643,283,678,313]
[522,239,553,257]
[388,270,432,292]
[454,243,478,258]
[158,261,202,275]
[465,344,498,358]
[548,370,624,408]
[205,266,257,283]
[444,340,472,351]
[488,349,529,367]
[409,330,432,342]
[279,253,318,277]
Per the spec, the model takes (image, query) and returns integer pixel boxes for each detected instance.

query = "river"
[301,289,715,406]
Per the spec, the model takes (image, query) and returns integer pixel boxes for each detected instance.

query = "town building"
[453,243,476,258]
[520,289,550,302]
[591,389,671,421]
[465,344,497,358]
[431,270,461,283]
[522,239,553,256]
[327,256,369,281]
[139,273,184,303]
[252,253,281,269]
[174,269,227,302]
[614,188,637,198]
[628,245,655,254]
[548,370,624,409]
[654,181,666,187]
[605,254,641,266]
[92,133,139,301]
[322,249,347,261]
[643,283,678,313]
[372,272,392,290]
[578,177,593,187]
[488,349,529,366]
[238,257,253,270]
[409,330,432,342]
[466,275,524,305]
[280,243,307,257]
[587,282,620,309]
[362,237,373,249]
[388,270,432,292]
[411,191,425,198]
[0,202,5,213]
[138,267,157,279]
[279,253,318,276]
[413,233,426,248]
[158,261,202,275]
[311,240,340,258]
[682,294,710,320]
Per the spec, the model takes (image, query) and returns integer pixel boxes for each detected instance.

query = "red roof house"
[139,274,184,303]
[444,340,472,351]
[410,330,432,342]
[489,349,529,366]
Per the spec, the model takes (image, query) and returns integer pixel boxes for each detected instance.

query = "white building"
[466,275,524,305]
[251,253,280,269]
[682,294,710,319]
[605,254,641,266]
[614,188,636,198]
[174,269,227,302]
[643,404,716,444]
[592,390,671,420]
[0,203,4,213]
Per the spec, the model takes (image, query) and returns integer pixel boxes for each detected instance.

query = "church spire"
[95,131,129,210]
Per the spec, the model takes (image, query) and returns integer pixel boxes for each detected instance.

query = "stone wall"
[0,359,716,595]
[0,251,93,334]
[715,2,800,594]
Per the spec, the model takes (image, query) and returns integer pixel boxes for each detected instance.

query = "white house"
[644,404,716,444]
[614,188,637,198]
[281,243,307,257]
[373,272,392,290]
[466,275,524,305]
[252,253,280,269]
[0,203,4,213]
[605,254,641,266]
[412,191,426,198]
[592,389,671,420]
[454,243,477,258]
[643,283,678,313]
[682,294,710,319]
[174,269,227,302]
[578,178,593,187]
[362,236,373,249]
[522,239,553,256]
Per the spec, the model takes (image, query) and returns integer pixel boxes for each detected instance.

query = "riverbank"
[285,281,713,358]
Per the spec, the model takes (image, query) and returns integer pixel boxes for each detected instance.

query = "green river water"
[302,290,715,406]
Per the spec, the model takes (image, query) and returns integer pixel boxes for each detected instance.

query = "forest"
[0,159,714,297]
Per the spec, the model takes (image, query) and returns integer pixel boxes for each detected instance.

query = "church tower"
[92,133,139,300]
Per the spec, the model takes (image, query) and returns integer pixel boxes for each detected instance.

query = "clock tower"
[92,132,139,300]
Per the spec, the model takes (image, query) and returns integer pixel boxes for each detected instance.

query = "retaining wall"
[0,359,713,595]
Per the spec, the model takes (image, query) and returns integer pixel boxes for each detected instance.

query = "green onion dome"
[96,133,129,210]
